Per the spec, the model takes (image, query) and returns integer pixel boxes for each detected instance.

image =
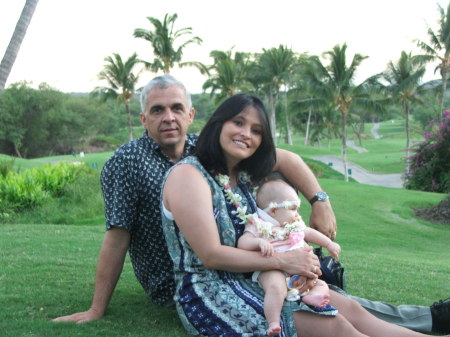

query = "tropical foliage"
[300,44,383,181]
[252,45,298,143]
[382,51,426,174]
[0,161,92,215]
[202,48,252,103]
[3,6,450,190]
[415,3,450,117]
[94,53,141,141]
[133,13,204,74]
[405,110,450,193]
[0,82,117,158]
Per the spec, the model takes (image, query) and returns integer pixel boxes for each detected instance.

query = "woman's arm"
[273,148,337,239]
[163,164,320,278]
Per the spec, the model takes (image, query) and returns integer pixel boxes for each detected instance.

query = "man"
[53,75,449,334]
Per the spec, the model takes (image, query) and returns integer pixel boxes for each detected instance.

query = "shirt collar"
[142,130,197,160]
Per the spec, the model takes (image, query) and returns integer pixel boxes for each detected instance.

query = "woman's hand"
[298,277,320,295]
[275,246,321,279]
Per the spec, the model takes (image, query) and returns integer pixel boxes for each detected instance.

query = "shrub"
[0,161,92,215]
[0,158,14,178]
[405,110,450,193]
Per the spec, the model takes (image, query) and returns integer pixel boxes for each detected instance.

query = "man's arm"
[273,148,337,239]
[52,227,130,323]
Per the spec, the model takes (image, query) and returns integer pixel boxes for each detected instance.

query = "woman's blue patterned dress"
[161,156,336,336]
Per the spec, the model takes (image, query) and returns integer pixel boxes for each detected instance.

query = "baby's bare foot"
[302,293,330,307]
[267,322,281,335]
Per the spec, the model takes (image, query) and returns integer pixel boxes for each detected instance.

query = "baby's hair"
[256,178,298,210]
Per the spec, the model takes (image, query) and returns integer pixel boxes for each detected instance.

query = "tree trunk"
[268,92,277,145]
[304,105,312,146]
[284,92,292,145]
[0,0,39,92]
[126,103,134,141]
[405,103,411,175]
[14,143,23,158]
[341,110,349,182]
[357,120,364,146]
[439,65,448,123]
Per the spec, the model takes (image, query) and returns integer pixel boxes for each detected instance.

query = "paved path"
[314,155,404,188]
[346,140,367,153]
[371,122,383,139]
[314,123,403,188]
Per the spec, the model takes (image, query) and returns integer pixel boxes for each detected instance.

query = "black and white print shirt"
[101,131,198,305]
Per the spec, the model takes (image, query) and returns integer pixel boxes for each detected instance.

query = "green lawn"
[1,176,449,336]
[277,120,423,174]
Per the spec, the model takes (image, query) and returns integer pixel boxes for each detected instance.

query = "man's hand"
[52,307,103,324]
[309,201,337,240]
[276,246,321,279]
[52,228,129,324]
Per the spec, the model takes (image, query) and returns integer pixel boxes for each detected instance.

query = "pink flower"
[288,232,305,245]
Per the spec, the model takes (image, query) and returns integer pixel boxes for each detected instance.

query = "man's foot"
[267,322,281,336]
[431,298,450,334]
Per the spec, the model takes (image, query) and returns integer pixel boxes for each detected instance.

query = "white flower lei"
[258,218,306,240]
[215,172,253,225]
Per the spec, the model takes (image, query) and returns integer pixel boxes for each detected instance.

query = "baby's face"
[273,201,300,225]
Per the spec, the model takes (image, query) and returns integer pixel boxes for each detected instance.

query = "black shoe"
[431,298,450,334]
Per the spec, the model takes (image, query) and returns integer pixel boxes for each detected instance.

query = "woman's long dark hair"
[195,94,276,182]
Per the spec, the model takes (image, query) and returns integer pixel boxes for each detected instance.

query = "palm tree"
[415,3,450,119]
[0,0,39,92]
[252,45,297,143]
[304,44,382,182]
[202,49,252,103]
[383,51,425,174]
[94,53,141,141]
[133,13,205,74]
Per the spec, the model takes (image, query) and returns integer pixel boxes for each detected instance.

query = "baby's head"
[256,179,301,224]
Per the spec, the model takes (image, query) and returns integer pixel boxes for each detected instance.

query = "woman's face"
[219,106,263,169]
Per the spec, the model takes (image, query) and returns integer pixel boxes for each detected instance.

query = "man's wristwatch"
[309,191,329,205]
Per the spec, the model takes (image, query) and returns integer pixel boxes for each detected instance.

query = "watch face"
[317,192,328,201]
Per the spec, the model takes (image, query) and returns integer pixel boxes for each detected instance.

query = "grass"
[278,119,424,174]
[1,174,449,336]
[0,224,187,337]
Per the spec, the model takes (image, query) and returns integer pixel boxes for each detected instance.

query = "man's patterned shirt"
[100,131,198,305]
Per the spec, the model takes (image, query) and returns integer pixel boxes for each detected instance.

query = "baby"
[238,179,341,336]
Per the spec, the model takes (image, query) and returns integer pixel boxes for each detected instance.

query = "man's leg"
[348,294,431,333]
[329,285,450,334]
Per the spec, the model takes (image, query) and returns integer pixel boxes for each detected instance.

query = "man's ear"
[139,112,146,126]
[188,107,195,124]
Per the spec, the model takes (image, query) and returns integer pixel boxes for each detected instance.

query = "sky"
[1,0,449,94]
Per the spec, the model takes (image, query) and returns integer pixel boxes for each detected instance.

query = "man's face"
[140,86,195,150]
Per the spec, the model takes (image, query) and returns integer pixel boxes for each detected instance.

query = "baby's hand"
[259,239,274,257]
[326,242,341,259]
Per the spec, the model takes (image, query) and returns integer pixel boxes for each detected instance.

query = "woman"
[161,94,447,337]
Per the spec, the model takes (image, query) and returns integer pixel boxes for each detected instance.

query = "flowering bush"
[405,110,450,193]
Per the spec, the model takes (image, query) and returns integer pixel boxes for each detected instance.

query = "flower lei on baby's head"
[216,172,253,225]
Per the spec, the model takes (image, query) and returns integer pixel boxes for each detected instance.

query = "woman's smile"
[220,106,263,168]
